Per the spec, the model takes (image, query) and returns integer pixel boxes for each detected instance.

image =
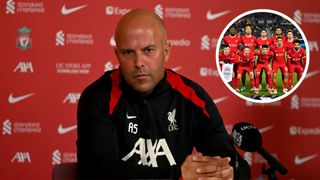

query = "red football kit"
[223,35,241,53]
[236,51,255,89]
[287,47,306,87]
[255,50,274,89]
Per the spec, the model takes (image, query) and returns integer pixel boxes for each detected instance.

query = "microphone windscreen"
[232,122,262,152]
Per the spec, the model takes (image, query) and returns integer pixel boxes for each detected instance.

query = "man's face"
[115,26,171,96]
[294,42,300,50]
[262,48,268,55]
[245,26,252,35]
[230,27,236,35]
[260,31,267,38]
[275,28,282,35]
[287,32,293,39]
[276,38,283,46]
[224,47,230,55]
[244,48,250,55]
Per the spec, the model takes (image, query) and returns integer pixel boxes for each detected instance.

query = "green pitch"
[236,70,298,98]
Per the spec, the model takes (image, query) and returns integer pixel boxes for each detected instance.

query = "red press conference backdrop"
[1,1,319,179]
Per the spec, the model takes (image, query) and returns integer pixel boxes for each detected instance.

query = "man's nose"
[134,52,145,68]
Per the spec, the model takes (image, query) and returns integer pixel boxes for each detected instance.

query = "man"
[219,44,238,88]
[287,40,306,89]
[236,46,255,93]
[284,30,295,50]
[271,27,286,44]
[255,29,272,49]
[255,29,272,90]
[77,9,248,179]
[222,26,241,89]
[254,44,273,94]
[270,37,289,93]
[240,24,256,91]
[223,26,241,53]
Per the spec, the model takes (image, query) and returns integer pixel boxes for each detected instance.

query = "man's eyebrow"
[142,45,156,50]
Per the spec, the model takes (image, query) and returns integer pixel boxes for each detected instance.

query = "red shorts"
[289,64,304,74]
[256,63,271,75]
[273,63,288,74]
[238,65,253,74]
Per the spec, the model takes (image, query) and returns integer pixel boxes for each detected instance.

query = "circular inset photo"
[216,9,310,103]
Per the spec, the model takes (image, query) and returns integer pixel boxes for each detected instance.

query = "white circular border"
[215,9,310,104]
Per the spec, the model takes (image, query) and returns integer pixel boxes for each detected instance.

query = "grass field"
[234,69,298,99]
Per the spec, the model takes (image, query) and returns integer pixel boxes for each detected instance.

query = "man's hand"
[181,152,233,180]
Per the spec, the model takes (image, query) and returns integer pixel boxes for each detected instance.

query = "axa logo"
[11,152,31,163]
[16,26,32,50]
[167,109,178,132]
[122,138,176,167]
[206,10,230,20]
[63,93,81,104]
[61,4,87,15]
[6,0,15,14]
[13,62,34,73]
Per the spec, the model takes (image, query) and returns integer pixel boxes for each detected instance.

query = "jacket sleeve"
[76,81,181,179]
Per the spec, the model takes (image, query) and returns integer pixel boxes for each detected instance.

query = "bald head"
[115,9,167,46]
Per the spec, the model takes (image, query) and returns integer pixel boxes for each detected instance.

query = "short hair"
[261,44,269,49]
[276,36,283,40]
[261,29,267,33]
[293,39,301,44]
[244,46,250,50]
[222,44,230,49]
[245,24,252,29]
[275,26,282,30]
[286,30,294,34]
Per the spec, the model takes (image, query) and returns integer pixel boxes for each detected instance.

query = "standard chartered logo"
[201,35,210,50]
[294,10,302,25]
[154,4,163,19]
[3,119,12,135]
[52,149,61,165]
[291,94,300,110]
[6,0,15,14]
[56,30,65,46]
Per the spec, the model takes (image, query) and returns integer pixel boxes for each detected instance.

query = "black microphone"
[231,122,288,175]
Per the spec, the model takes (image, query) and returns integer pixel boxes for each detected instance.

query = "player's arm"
[77,84,181,179]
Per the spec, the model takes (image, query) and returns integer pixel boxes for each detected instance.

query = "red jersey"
[271,35,286,44]
[287,48,306,65]
[223,35,241,53]
[238,51,254,66]
[219,51,237,64]
[271,44,287,64]
[255,50,274,65]
[255,37,272,49]
[284,39,295,50]
[241,35,256,52]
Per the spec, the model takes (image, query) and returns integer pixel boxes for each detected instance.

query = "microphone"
[231,122,288,175]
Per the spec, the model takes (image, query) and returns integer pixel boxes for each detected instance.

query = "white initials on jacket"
[122,138,176,167]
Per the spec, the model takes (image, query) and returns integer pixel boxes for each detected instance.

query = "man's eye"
[144,48,155,54]
[122,50,133,56]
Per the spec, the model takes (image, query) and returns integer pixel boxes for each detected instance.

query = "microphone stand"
[262,163,277,180]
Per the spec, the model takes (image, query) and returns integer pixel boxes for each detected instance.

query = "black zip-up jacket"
[77,69,248,179]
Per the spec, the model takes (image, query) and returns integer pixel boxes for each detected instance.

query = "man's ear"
[164,41,171,63]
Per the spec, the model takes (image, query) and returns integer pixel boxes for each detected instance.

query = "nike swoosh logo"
[58,124,77,135]
[206,10,230,20]
[259,125,274,134]
[61,4,87,15]
[212,96,228,104]
[126,112,137,119]
[294,154,318,165]
[305,70,320,79]
[171,66,182,72]
[8,93,34,104]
